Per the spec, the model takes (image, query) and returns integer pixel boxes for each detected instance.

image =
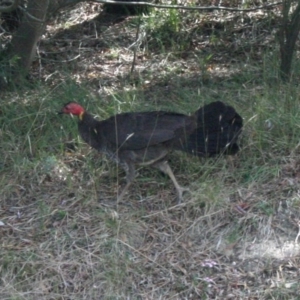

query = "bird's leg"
[117,162,136,202]
[154,161,190,203]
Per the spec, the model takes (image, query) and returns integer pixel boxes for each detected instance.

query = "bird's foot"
[176,187,191,204]
[116,181,132,203]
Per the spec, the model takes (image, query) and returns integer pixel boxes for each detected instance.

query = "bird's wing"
[99,111,194,150]
[113,129,176,150]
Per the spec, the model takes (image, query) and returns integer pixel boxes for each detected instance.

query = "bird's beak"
[58,108,65,114]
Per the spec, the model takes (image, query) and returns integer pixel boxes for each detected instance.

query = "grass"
[2,83,300,298]
[1,2,300,299]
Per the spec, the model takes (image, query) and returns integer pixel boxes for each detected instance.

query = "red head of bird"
[60,102,85,117]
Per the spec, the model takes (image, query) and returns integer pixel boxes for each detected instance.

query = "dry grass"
[1,2,300,299]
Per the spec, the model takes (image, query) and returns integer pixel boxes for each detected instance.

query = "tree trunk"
[278,0,300,81]
[6,0,84,82]
[9,0,49,72]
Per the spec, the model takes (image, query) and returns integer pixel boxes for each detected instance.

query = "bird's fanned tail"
[176,101,243,156]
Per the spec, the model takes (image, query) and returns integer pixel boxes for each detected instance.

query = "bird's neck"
[79,111,84,121]
[79,111,99,127]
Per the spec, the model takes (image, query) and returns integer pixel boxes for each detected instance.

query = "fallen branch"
[92,0,283,12]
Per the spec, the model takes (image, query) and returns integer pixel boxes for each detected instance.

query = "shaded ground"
[1,2,300,299]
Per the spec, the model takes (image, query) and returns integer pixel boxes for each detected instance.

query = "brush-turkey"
[59,101,242,202]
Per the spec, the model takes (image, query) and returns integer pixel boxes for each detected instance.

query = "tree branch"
[0,0,20,13]
[92,0,283,12]
[18,6,46,23]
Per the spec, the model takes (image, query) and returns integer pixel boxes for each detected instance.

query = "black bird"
[60,101,242,202]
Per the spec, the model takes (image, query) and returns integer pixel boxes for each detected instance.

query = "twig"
[18,6,46,23]
[131,17,141,75]
[295,221,300,244]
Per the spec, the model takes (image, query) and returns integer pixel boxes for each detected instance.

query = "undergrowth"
[1,2,300,299]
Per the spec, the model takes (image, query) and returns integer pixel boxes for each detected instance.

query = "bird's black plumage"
[178,101,243,156]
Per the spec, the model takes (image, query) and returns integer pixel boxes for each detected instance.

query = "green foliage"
[144,9,190,52]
